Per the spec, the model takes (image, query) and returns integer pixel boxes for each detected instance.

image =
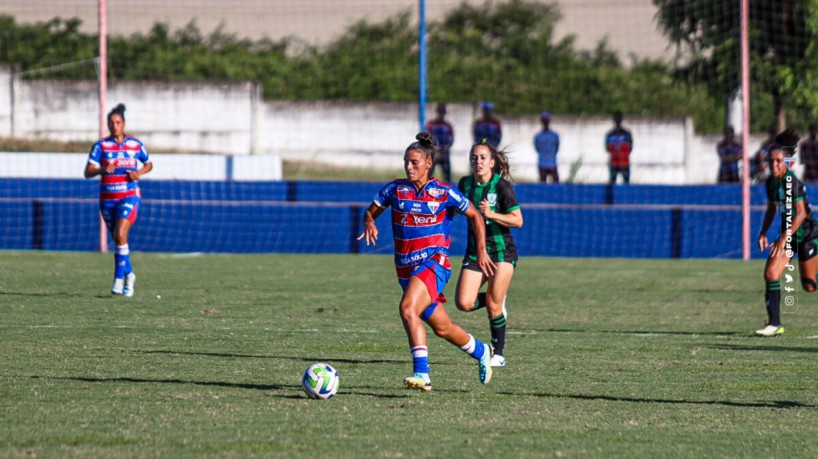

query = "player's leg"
[454,263,486,312]
[539,166,548,183]
[485,262,515,366]
[757,250,791,335]
[114,198,140,297]
[798,239,818,292]
[551,168,560,184]
[415,262,491,384]
[99,202,125,295]
[623,166,631,184]
[609,166,617,184]
[398,276,433,391]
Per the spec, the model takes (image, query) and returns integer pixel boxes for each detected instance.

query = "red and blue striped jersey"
[373,178,471,273]
[87,135,151,201]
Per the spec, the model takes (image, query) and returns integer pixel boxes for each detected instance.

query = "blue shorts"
[99,196,140,233]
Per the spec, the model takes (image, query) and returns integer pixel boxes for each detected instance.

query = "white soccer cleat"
[111,278,124,295]
[123,272,136,298]
[478,343,492,384]
[755,324,785,337]
[490,354,506,367]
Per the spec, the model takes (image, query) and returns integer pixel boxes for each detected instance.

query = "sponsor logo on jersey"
[427,188,444,198]
[397,186,412,194]
[412,215,437,225]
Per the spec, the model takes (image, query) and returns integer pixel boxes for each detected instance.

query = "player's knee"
[763,269,778,282]
[454,295,474,312]
[802,277,817,292]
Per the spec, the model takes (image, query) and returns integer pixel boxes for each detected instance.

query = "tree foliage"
[653,0,818,131]
[0,1,727,131]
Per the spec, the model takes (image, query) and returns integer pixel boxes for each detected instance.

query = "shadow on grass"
[526,328,742,337]
[497,390,817,409]
[31,376,431,400]
[141,349,406,365]
[707,343,818,354]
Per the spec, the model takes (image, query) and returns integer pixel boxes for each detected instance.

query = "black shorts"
[793,237,818,261]
[462,255,517,272]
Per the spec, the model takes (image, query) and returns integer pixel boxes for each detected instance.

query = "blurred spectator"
[424,103,455,182]
[533,111,560,183]
[716,125,742,183]
[605,111,633,184]
[800,123,818,182]
[472,101,502,148]
[750,125,777,183]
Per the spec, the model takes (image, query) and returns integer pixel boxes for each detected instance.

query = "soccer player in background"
[756,129,818,336]
[605,111,633,184]
[716,125,742,183]
[472,101,502,149]
[358,132,495,391]
[534,111,560,183]
[424,102,455,182]
[455,139,523,367]
[84,104,153,297]
[800,124,818,182]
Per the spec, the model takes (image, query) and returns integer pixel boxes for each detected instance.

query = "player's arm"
[127,161,153,181]
[480,206,523,228]
[357,202,385,246]
[758,202,777,251]
[463,204,496,276]
[84,162,101,178]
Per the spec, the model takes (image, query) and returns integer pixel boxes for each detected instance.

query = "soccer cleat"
[755,324,785,337]
[478,343,492,384]
[123,272,136,298]
[404,373,432,392]
[111,278,124,295]
[490,354,506,367]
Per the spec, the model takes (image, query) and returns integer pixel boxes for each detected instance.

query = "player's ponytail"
[406,132,438,159]
[107,103,126,122]
[772,128,800,156]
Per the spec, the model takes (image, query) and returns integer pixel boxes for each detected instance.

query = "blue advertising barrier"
[0,179,776,258]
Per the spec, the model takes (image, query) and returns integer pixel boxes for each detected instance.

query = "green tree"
[653,0,818,131]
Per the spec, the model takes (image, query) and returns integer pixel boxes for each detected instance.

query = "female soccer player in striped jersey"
[358,132,495,391]
[455,140,523,366]
[756,129,818,336]
[84,104,153,297]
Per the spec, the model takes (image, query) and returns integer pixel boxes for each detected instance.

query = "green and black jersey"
[766,169,818,243]
[458,173,521,263]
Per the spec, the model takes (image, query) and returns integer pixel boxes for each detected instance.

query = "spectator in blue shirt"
[473,101,502,149]
[533,111,560,183]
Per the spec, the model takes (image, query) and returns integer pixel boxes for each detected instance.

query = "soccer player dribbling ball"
[455,139,523,367]
[358,132,495,391]
[84,103,153,297]
[756,129,818,336]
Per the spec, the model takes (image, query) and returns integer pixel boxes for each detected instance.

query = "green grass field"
[2,252,818,458]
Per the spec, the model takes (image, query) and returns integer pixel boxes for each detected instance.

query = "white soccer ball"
[301,363,339,399]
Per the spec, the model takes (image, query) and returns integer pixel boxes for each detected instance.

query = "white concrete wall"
[0,152,282,181]
[1,65,771,184]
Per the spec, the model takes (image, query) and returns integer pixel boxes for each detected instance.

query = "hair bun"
[416,131,435,147]
[775,128,800,149]
[112,103,126,114]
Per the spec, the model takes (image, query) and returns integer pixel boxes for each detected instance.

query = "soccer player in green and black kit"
[454,139,523,366]
[756,129,818,336]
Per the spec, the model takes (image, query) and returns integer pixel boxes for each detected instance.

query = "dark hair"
[405,131,437,159]
[107,103,126,122]
[470,139,512,181]
[405,132,438,179]
[768,128,800,157]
